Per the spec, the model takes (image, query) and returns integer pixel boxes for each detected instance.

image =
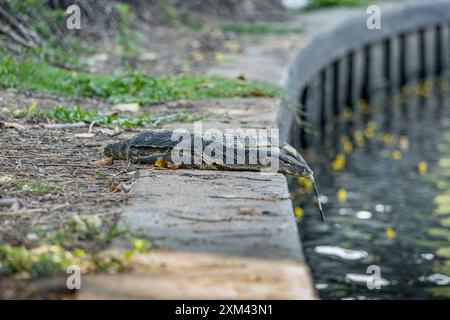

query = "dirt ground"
[0,92,140,245]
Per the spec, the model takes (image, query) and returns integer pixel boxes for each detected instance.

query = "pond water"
[294,77,450,299]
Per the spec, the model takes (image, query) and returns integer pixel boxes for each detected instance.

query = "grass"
[220,22,303,35]
[9,181,56,194]
[0,57,281,105]
[0,214,150,278]
[161,5,203,31]
[306,0,371,9]
[11,105,208,129]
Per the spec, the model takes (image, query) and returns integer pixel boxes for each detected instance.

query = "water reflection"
[314,246,368,260]
[294,77,450,299]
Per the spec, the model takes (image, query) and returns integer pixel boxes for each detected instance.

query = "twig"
[42,122,87,130]
[88,121,97,134]
[0,208,47,216]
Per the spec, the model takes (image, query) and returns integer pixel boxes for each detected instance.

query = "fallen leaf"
[297,177,312,191]
[74,133,96,138]
[238,208,262,216]
[224,40,241,53]
[0,175,13,184]
[341,136,353,154]
[392,150,402,160]
[294,207,304,221]
[167,162,181,170]
[95,157,113,166]
[353,129,365,147]
[250,90,270,97]
[28,101,38,114]
[139,51,158,61]
[331,154,346,171]
[381,133,396,145]
[109,179,120,192]
[418,161,428,175]
[2,121,25,130]
[364,121,376,139]
[154,157,181,170]
[154,156,169,168]
[337,188,347,204]
[112,103,140,113]
[386,227,396,239]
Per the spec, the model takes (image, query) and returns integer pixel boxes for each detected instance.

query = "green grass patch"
[40,105,208,128]
[0,214,150,278]
[220,22,303,35]
[0,57,281,105]
[161,5,203,31]
[306,0,371,9]
[10,181,56,194]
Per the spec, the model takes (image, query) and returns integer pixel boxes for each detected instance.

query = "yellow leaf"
[28,101,38,114]
[154,156,168,168]
[154,157,180,170]
[353,129,365,147]
[415,83,430,97]
[364,121,376,139]
[358,99,370,113]
[418,161,427,175]
[297,177,312,191]
[386,227,396,239]
[337,188,347,204]
[343,107,353,120]
[341,136,353,154]
[294,207,304,221]
[392,150,402,160]
[331,154,346,171]
[381,133,396,145]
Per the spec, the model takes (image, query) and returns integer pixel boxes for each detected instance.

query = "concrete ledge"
[121,169,303,261]
[76,251,316,300]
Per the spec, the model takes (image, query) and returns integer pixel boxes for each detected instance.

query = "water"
[294,78,450,299]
